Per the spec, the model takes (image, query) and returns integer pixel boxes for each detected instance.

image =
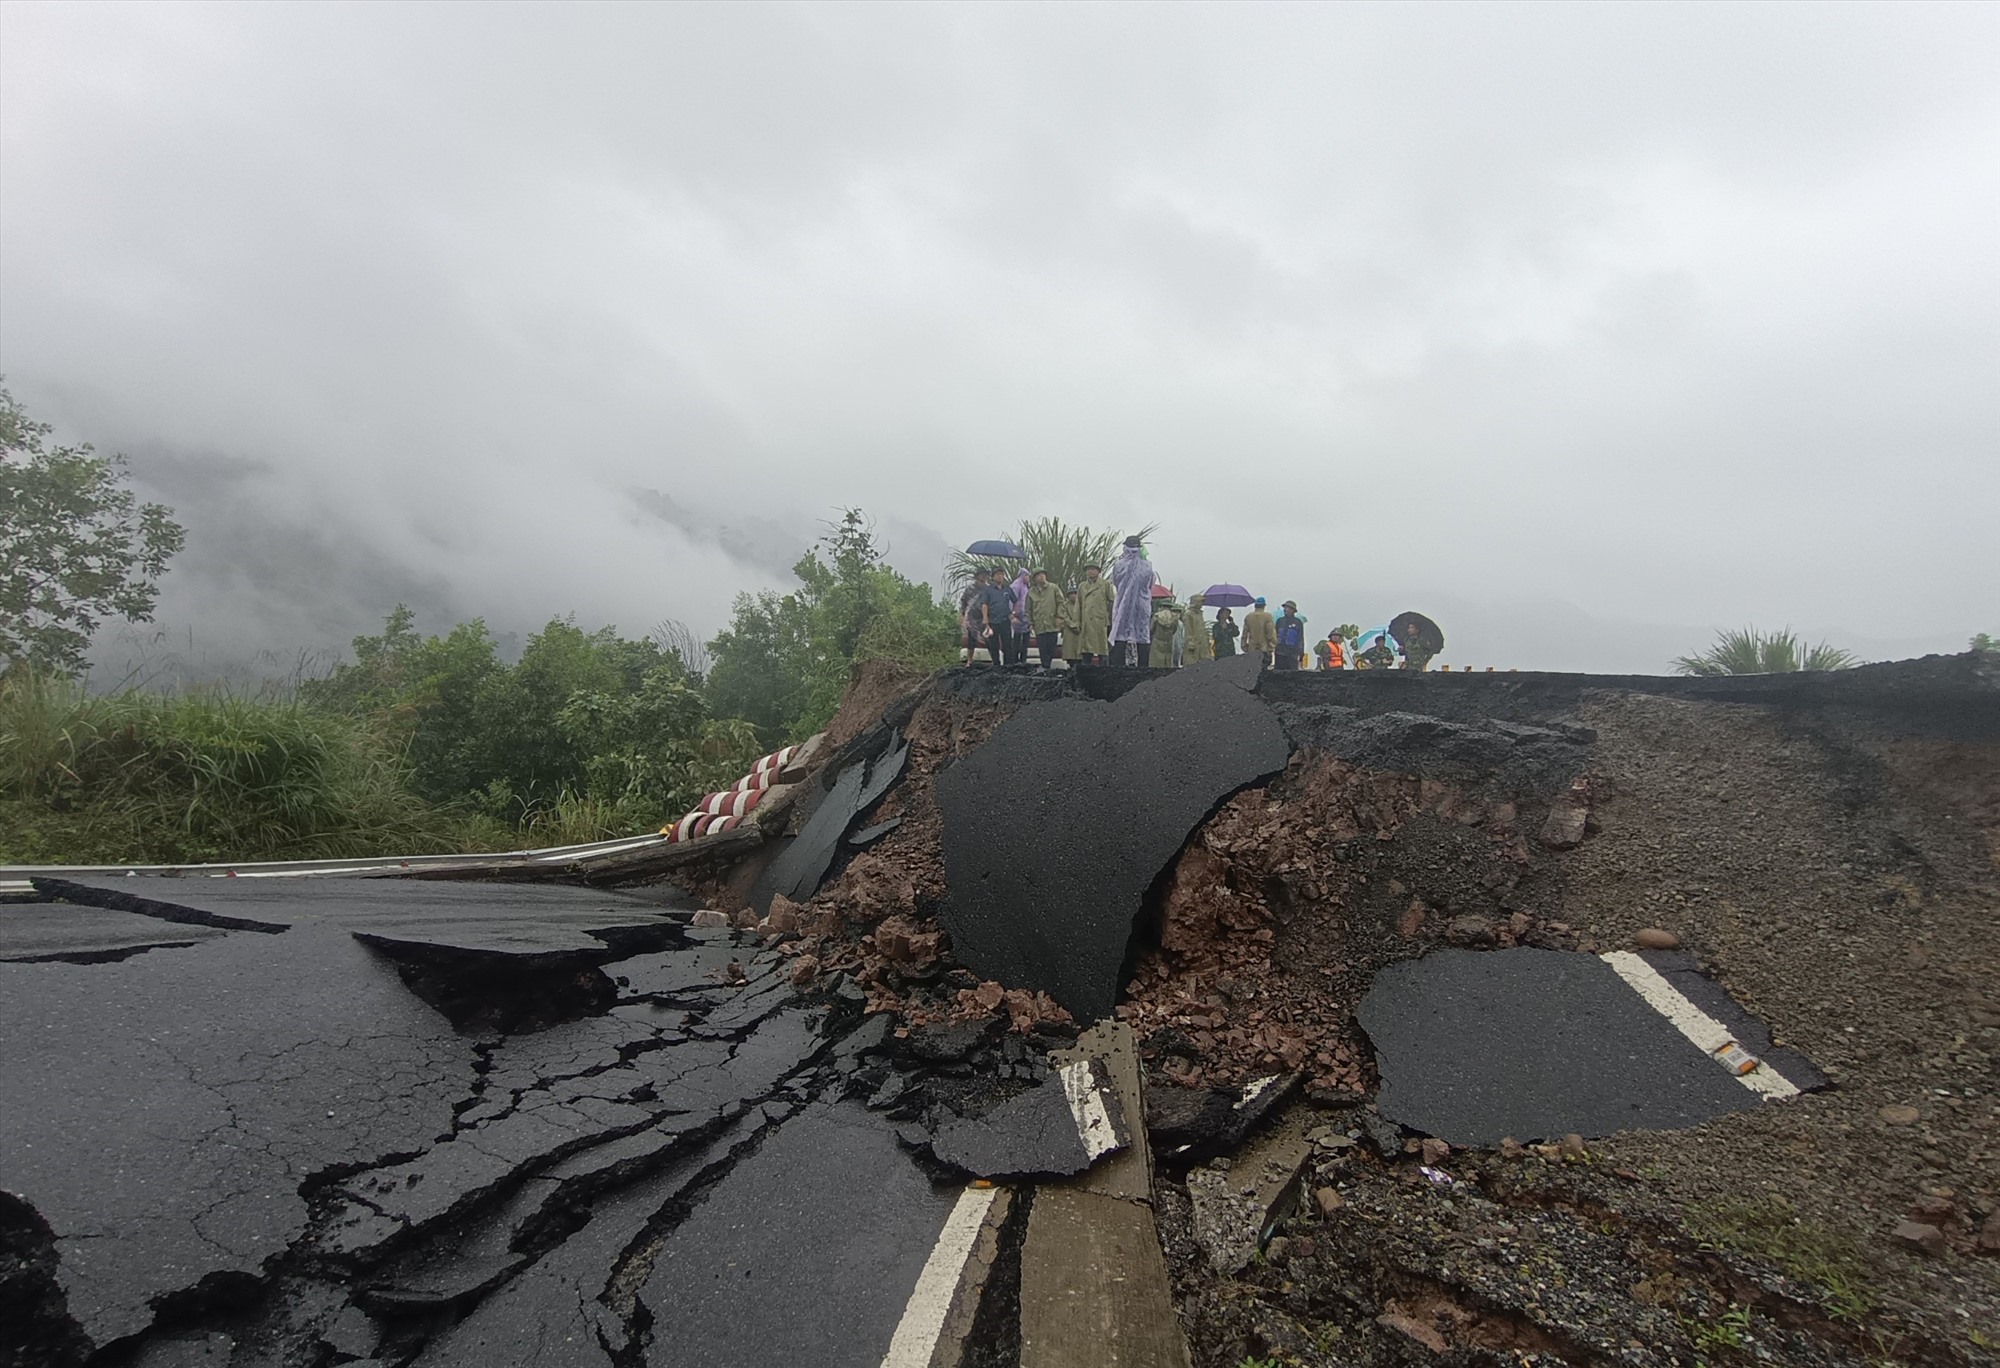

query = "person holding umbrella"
[1211,607,1240,657]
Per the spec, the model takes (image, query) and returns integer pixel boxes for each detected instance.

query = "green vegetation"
[942,516,1158,593]
[1,384,185,674]
[0,670,507,864]
[708,509,957,746]
[2,486,948,862]
[300,610,764,838]
[1690,1197,1874,1322]
[1972,632,1996,653]
[1683,1304,1753,1356]
[1674,627,1859,676]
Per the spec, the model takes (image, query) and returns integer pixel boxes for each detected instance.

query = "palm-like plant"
[1674,627,1859,676]
[943,518,1161,593]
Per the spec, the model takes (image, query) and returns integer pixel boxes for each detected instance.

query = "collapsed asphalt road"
[5,650,1996,1367]
[0,878,993,1368]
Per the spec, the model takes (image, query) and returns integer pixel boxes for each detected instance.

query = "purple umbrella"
[1200,583,1255,608]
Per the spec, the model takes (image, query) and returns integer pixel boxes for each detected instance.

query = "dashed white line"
[879,1184,999,1368]
[1600,951,1800,1099]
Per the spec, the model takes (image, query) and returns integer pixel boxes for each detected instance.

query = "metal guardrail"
[0,830,670,883]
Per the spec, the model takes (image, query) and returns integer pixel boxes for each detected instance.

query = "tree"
[942,517,1160,593]
[1674,627,1859,676]
[1971,633,1996,654]
[0,385,186,674]
[708,509,957,745]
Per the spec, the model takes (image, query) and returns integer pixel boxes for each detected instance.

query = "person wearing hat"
[1183,592,1211,664]
[1357,632,1397,670]
[1152,596,1183,669]
[1025,568,1067,670]
[1313,628,1346,671]
[1108,535,1158,666]
[1074,563,1115,665]
[1211,606,1239,657]
[1241,596,1278,666]
[1273,600,1307,670]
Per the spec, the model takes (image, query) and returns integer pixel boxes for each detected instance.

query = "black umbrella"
[1389,611,1445,655]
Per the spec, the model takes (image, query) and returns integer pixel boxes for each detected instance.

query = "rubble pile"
[1117,753,1583,1093]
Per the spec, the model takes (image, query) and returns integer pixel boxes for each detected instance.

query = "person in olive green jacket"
[1024,569,1067,670]
[1151,600,1183,668]
[1074,564,1115,663]
[1183,593,1210,664]
[1241,597,1278,665]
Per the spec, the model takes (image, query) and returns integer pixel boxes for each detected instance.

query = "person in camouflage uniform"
[1357,633,1397,670]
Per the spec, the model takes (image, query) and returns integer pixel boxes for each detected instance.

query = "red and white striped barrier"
[663,745,798,842]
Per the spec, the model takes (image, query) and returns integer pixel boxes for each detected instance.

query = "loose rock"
[1891,1220,1946,1257]
[1634,927,1679,950]
[1879,1104,1921,1126]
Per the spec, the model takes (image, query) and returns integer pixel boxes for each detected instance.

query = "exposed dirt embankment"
[685,655,2000,1366]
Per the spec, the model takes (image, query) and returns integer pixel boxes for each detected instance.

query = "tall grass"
[0,671,510,864]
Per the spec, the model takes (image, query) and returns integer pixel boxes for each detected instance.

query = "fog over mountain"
[2,2,1994,682]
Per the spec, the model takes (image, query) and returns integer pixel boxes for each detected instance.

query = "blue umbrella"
[966,539,1029,559]
[1200,583,1255,608]
[1356,626,1394,652]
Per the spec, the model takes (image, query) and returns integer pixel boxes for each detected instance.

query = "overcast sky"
[3,1,1994,676]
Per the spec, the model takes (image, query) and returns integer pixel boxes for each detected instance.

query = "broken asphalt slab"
[0,901,227,962]
[749,730,911,916]
[938,653,1289,1021]
[1357,946,1815,1147]
[928,1059,1129,1180]
[30,875,687,956]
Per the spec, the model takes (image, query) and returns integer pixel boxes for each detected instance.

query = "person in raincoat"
[1152,598,1183,669]
[1074,565,1115,664]
[1241,597,1278,666]
[1007,568,1033,665]
[1182,593,1210,665]
[1108,537,1159,666]
[1211,607,1239,657]
[1025,569,1066,670]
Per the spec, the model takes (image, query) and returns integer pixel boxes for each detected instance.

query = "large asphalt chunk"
[937,654,1287,1021]
[0,924,474,1351]
[1357,947,1760,1146]
[749,732,911,915]
[32,875,682,956]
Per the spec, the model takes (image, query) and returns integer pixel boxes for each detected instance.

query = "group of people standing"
[958,538,1435,671]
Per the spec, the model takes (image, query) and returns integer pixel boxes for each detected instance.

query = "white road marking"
[1058,1059,1123,1160]
[1600,951,1800,1099]
[879,1184,999,1368]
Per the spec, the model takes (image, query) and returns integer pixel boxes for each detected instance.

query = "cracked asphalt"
[0,881,965,1367]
